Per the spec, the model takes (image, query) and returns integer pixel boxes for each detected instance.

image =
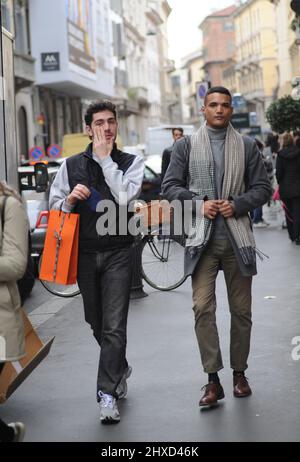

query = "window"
[224,21,234,32]
[15,3,28,54]
[144,166,156,181]
[18,106,29,161]
[1,0,12,32]
[110,0,122,15]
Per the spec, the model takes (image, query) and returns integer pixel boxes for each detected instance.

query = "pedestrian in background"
[251,138,272,227]
[276,132,300,244]
[50,100,144,423]
[264,133,279,170]
[0,181,28,442]
[162,86,271,407]
[161,127,184,181]
[293,130,300,148]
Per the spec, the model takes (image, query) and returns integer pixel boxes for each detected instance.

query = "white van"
[145,124,195,157]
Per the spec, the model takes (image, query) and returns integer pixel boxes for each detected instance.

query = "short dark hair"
[204,86,232,104]
[84,100,117,126]
[172,127,184,135]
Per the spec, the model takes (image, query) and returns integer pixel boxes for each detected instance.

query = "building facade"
[199,5,237,88]
[122,0,148,145]
[29,0,114,152]
[270,0,300,98]
[1,0,36,162]
[2,0,173,159]
[181,49,204,127]
[234,0,278,128]
[122,0,172,145]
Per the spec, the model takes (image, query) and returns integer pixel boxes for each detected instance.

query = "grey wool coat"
[161,134,272,277]
[0,195,28,362]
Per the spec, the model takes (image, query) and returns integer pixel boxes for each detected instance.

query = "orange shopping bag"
[39,210,79,285]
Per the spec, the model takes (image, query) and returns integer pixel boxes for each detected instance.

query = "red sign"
[29,146,45,160]
[47,144,62,158]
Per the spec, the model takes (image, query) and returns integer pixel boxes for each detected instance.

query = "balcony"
[146,4,164,26]
[244,89,265,102]
[128,86,149,106]
[14,52,36,90]
[116,98,140,116]
[235,54,260,72]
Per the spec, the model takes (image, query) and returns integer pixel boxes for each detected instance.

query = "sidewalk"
[0,212,299,442]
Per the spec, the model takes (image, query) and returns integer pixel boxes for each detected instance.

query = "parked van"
[145,124,195,156]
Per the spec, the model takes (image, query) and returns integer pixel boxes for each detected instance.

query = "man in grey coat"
[162,86,271,407]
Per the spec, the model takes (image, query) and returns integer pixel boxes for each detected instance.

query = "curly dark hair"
[84,100,117,126]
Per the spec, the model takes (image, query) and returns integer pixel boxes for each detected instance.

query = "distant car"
[18,157,162,269]
[139,164,161,202]
[144,154,162,175]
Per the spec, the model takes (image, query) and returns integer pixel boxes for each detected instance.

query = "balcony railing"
[128,86,148,105]
[14,52,35,89]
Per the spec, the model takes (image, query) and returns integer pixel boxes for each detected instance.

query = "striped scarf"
[186,123,256,266]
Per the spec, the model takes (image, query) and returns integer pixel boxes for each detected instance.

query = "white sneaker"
[253,221,268,228]
[116,366,132,399]
[7,422,26,442]
[99,392,120,424]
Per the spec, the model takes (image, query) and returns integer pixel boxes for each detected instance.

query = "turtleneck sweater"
[207,126,228,240]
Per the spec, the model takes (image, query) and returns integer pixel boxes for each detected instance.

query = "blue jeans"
[252,207,263,224]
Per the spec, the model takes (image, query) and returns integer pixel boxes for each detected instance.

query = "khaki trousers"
[192,239,252,373]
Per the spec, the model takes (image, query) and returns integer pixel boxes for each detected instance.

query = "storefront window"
[1,0,13,33]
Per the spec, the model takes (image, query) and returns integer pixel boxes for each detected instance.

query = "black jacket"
[276,146,300,199]
[161,145,173,181]
[162,134,272,277]
[66,143,136,251]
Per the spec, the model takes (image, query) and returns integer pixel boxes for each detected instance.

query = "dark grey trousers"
[192,239,252,373]
[77,246,133,399]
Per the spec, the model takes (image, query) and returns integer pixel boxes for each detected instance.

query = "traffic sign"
[196,81,209,113]
[29,146,45,160]
[47,144,62,158]
[231,113,250,129]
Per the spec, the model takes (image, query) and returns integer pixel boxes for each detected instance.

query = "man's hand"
[66,184,91,206]
[203,200,222,219]
[218,200,235,218]
[93,126,114,160]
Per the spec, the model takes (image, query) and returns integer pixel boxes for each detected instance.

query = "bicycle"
[38,253,80,298]
[39,200,187,296]
[140,231,187,291]
[39,231,187,297]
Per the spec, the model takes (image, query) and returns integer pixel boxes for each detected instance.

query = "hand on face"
[87,110,117,160]
[93,125,114,160]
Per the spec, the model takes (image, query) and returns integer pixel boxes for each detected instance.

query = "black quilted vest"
[66,143,136,251]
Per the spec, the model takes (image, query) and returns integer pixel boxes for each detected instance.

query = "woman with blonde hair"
[276,132,300,244]
[0,181,28,442]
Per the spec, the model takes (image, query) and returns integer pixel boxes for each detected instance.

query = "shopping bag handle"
[53,212,66,281]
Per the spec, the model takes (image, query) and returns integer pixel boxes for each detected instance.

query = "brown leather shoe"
[233,373,252,397]
[199,382,225,407]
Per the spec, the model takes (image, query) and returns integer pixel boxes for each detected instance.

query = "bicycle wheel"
[38,254,81,298]
[141,235,187,291]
